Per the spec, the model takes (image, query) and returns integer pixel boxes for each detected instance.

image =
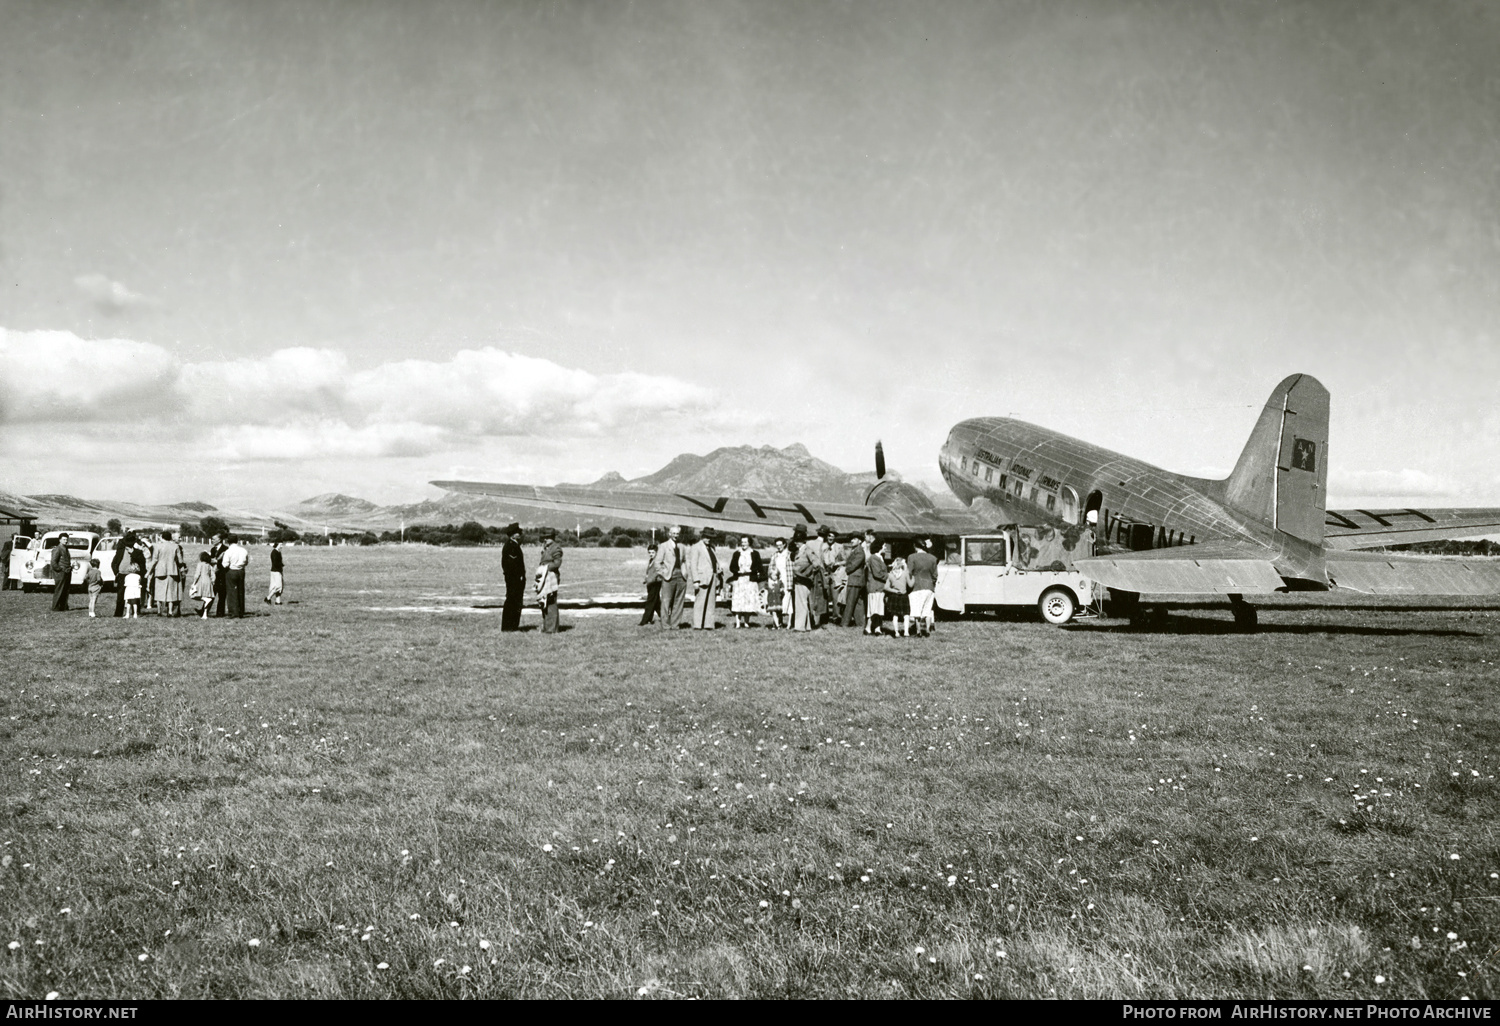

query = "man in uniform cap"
[537,527,563,634]
[688,527,721,630]
[500,523,526,631]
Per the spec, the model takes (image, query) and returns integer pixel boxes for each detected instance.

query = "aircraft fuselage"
[936,417,1278,553]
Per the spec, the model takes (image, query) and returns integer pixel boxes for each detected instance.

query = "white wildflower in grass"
[974,973,983,980]
[759,900,769,908]
[1375,975,1386,984]
[409,913,420,920]
[45,993,59,1001]
[998,951,1008,959]
[479,939,491,951]
[1447,932,1459,941]
[1450,854,1461,860]
[460,965,471,975]
[7,941,19,951]
[247,938,261,948]
[914,946,925,955]
[542,844,553,853]
[377,962,389,970]
[137,953,149,962]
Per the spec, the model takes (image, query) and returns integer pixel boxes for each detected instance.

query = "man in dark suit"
[49,533,74,611]
[500,523,526,631]
[209,533,229,617]
[840,532,867,628]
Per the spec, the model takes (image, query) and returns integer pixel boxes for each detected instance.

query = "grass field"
[3,545,1499,1000]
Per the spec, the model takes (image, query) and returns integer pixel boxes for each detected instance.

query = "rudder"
[1222,374,1329,545]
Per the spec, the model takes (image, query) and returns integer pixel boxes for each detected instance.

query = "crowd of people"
[634,524,939,634]
[43,531,286,619]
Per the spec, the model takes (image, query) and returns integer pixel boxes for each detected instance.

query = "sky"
[1,0,1497,509]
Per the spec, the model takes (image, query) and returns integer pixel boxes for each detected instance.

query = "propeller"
[875,440,886,480]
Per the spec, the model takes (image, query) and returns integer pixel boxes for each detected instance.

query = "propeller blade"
[875,440,886,480]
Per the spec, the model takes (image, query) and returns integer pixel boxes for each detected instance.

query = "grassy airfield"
[2,546,1499,1000]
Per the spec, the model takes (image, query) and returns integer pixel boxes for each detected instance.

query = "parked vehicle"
[11,531,102,591]
[933,526,1101,624]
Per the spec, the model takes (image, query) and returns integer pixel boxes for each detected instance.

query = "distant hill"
[9,443,957,535]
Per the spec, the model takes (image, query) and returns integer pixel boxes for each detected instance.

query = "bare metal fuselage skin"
[936,418,1324,578]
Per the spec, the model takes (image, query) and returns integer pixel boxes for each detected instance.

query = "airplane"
[433,374,1500,627]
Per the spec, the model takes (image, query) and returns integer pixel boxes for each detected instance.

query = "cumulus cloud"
[205,421,452,461]
[0,329,722,460]
[0,328,179,421]
[74,274,156,313]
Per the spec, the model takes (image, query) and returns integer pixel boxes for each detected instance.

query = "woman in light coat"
[152,530,186,617]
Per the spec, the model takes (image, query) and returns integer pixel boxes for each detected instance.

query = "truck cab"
[933,526,1101,624]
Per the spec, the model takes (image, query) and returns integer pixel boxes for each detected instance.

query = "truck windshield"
[964,539,1007,566]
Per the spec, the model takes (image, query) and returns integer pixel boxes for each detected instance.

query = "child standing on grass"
[123,566,142,618]
[191,551,216,619]
[885,554,910,636]
[85,559,104,617]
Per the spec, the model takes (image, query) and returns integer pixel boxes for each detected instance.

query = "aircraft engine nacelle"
[864,479,935,515]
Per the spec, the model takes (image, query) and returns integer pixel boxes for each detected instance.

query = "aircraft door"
[962,536,1010,606]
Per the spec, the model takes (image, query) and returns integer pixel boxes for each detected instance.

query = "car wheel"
[1038,587,1076,625]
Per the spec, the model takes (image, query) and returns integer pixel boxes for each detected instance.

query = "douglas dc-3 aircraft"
[434,374,1500,626]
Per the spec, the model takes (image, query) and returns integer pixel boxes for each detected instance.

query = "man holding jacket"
[537,528,564,634]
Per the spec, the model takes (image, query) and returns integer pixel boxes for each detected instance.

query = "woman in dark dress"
[111,531,137,617]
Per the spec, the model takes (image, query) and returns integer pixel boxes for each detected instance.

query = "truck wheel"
[1038,587,1076,625]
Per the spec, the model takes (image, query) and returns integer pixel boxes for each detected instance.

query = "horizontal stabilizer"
[1075,546,1287,595]
[1324,508,1500,549]
[1326,553,1500,596]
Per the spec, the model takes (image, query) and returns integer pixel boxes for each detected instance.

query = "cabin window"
[984,467,993,482]
[960,456,967,472]
[1045,493,1056,512]
[1013,480,1023,497]
[1029,487,1039,502]
[998,475,1007,490]
[972,461,980,477]
[964,539,1008,566]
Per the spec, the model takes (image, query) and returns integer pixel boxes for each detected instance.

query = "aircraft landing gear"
[1229,594,1258,632]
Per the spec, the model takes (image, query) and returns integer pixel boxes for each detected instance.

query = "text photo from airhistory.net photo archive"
[3,0,1500,1014]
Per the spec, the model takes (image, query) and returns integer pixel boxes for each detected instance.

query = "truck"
[933,525,1102,624]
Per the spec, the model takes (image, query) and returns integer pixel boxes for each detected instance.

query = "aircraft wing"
[1324,508,1500,549]
[1074,545,1289,595]
[430,480,996,539]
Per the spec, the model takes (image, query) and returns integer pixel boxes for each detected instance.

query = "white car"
[11,531,102,591]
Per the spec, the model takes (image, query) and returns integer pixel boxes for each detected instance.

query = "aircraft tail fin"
[1222,374,1329,545]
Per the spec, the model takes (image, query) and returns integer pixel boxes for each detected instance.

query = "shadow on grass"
[1066,616,1485,638]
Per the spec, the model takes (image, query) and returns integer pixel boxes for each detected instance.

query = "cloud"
[74,274,156,313]
[206,421,452,461]
[346,348,714,435]
[1329,468,1456,499]
[0,329,723,457]
[0,328,179,421]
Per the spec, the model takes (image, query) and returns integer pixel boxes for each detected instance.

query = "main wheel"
[1038,587,1077,625]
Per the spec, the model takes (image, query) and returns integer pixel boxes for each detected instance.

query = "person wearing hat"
[841,530,868,628]
[688,527,722,630]
[501,523,526,631]
[49,533,74,611]
[536,527,564,634]
[805,526,828,627]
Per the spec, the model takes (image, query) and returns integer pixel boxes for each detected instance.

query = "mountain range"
[3,444,956,536]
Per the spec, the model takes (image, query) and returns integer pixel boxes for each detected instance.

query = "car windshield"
[964,539,1008,566]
